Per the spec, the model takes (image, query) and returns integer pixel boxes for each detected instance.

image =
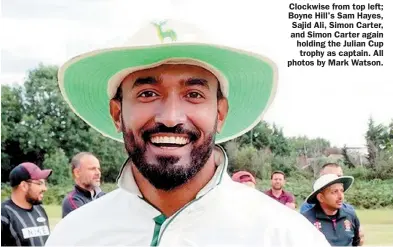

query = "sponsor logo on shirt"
[313,221,322,230]
[344,219,352,232]
[36,217,46,223]
[22,226,50,239]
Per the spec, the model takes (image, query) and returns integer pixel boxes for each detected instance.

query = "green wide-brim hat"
[58,19,278,144]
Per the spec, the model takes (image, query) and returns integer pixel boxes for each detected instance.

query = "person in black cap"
[1,162,52,246]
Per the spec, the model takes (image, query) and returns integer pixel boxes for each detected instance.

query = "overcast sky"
[1,0,392,148]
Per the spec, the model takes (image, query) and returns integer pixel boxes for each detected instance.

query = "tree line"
[2,64,393,186]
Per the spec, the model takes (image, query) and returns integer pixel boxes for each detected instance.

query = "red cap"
[231,171,256,184]
[9,162,52,187]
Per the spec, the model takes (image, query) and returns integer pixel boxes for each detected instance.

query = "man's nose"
[338,191,344,200]
[155,95,186,127]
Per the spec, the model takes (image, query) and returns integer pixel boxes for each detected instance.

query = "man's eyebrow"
[132,77,158,88]
[184,78,209,89]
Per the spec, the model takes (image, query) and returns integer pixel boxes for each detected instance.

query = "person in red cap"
[231,171,256,188]
[1,162,52,246]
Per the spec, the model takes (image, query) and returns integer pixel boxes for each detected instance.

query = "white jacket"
[45,148,330,247]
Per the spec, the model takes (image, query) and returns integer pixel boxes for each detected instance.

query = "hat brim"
[31,169,53,180]
[306,176,354,204]
[58,43,278,144]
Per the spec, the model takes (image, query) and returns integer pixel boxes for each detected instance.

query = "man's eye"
[187,92,202,98]
[139,91,157,97]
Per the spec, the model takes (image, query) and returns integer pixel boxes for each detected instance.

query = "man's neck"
[11,193,32,210]
[271,188,283,197]
[320,203,338,216]
[76,183,95,195]
[132,155,217,217]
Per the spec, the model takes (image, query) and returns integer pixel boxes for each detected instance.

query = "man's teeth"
[151,136,189,145]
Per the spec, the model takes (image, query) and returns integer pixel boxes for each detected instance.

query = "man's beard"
[25,191,43,205]
[81,178,100,190]
[122,119,217,191]
[273,185,282,190]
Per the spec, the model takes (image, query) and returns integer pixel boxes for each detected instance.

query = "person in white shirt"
[45,19,330,247]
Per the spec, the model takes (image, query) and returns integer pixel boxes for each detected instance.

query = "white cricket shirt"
[45,147,330,247]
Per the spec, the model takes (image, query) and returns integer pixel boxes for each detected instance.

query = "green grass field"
[355,209,393,246]
[44,205,393,246]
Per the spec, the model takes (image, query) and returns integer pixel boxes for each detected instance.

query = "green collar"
[116,145,229,198]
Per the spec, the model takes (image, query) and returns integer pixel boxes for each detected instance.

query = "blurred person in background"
[231,171,256,188]
[300,162,364,245]
[264,171,296,209]
[1,162,52,246]
[302,174,361,246]
[61,152,105,218]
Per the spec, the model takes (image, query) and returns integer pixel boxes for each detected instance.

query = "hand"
[359,225,365,246]
[285,202,296,210]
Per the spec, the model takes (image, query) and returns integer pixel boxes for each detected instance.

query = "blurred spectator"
[231,171,256,188]
[61,152,105,218]
[264,171,296,209]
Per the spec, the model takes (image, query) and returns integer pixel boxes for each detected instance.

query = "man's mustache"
[141,123,201,142]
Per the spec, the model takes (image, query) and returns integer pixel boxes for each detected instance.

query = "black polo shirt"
[61,185,105,218]
[302,203,360,246]
[1,199,50,246]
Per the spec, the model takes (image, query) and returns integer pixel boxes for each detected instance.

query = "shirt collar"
[116,144,229,198]
[75,184,102,198]
[315,203,348,220]
[266,189,286,197]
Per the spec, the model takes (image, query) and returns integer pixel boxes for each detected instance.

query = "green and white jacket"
[45,147,330,247]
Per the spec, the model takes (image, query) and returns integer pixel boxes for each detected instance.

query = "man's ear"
[316,193,323,203]
[216,98,228,133]
[20,182,29,192]
[73,168,80,179]
[109,99,122,132]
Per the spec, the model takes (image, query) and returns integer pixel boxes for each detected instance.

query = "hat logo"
[151,20,177,43]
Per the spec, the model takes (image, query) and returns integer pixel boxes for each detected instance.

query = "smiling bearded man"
[45,20,331,247]
[117,65,221,192]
